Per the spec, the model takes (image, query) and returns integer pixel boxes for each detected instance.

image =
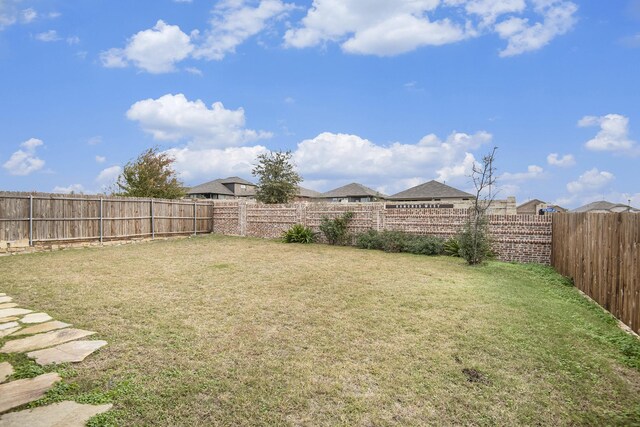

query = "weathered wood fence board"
[552,213,640,334]
[0,192,214,244]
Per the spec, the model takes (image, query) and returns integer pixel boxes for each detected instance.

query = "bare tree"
[459,147,498,265]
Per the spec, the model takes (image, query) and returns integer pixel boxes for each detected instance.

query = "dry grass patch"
[1,235,640,426]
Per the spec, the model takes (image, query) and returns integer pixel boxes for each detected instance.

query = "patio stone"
[0,321,19,331]
[20,313,53,324]
[0,317,19,324]
[0,362,13,383]
[0,327,21,338]
[0,400,112,426]
[12,321,71,337]
[0,329,95,354]
[0,303,18,309]
[28,340,107,366]
[0,296,12,304]
[0,372,61,413]
[0,308,32,318]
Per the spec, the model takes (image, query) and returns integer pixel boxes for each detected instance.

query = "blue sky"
[1,0,638,208]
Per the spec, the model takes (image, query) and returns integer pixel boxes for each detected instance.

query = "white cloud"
[87,136,102,145]
[53,184,85,194]
[185,66,203,76]
[35,30,60,42]
[66,36,80,45]
[496,1,577,57]
[566,168,614,194]
[194,0,294,60]
[285,0,576,57]
[547,152,575,167]
[166,145,269,182]
[96,165,122,190]
[293,130,491,192]
[3,138,45,176]
[578,114,638,154]
[501,165,544,181]
[21,8,37,23]
[284,0,467,56]
[95,155,106,163]
[100,20,194,73]
[126,93,272,148]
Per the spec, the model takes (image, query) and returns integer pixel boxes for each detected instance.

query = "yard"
[1,235,640,426]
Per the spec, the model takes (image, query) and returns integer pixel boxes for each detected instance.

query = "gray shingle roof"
[321,183,385,198]
[188,176,255,196]
[388,180,474,200]
[572,201,639,213]
[297,186,323,198]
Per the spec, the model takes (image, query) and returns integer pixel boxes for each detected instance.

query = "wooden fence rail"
[551,213,640,334]
[0,192,214,244]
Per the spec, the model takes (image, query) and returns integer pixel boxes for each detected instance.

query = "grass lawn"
[1,235,640,426]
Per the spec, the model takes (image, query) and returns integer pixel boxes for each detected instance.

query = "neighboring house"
[517,199,567,215]
[321,183,386,203]
[387,180,517,214]
[387,180,474,208]
[187,177,256,199]
[296,186,323,201]
[572,201,640,213]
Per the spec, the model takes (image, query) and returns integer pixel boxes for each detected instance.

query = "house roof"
[516,199,545,210]
[321,183,385,198]
[297,186,323,198]
[572,201,639,213]
[188,176,255,195]
[388,180,474,200]
[217,176,255,186]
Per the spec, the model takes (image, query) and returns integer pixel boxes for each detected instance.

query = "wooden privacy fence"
[552,213,640,334]
[0,192,214,245]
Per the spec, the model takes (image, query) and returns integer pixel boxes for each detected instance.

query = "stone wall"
[212,201,552,264]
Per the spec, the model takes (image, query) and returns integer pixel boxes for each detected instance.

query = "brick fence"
[212,200,553,264]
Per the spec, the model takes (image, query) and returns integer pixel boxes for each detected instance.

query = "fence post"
[151,199,155,240]
[99,197,103,243]
[28,195,33,246]
[193,202,197,236]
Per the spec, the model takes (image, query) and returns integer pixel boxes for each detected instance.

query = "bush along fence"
[0,192,213,252]
[212,200,552,264]
[552,212,640,334]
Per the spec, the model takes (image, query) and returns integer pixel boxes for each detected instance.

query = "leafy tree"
[252,150,302,204]
[459,147,498,265]
[116,147,185,199]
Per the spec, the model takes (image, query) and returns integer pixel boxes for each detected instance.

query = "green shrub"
[355,230,444,255]
[443,237,461,257]
[282,224,316,243]
[458,217,493,265]
[319,212,354,245]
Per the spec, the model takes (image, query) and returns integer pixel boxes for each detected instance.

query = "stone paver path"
[0,293,110,425]
[27,340,108,366]
[0,309,31,318]
[0,362,13,383]
[12,321,71,337]
[20,313,53,324]
[1,329,95,354]
[0,401,112,427]
[0,373,61,413]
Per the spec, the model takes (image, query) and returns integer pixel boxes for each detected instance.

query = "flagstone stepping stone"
[0,327,21,338]
[0,400,112,426]
[0,303,18,309]
[0,308,32,319]
[0,322,19,331]
[12,321,71,337]
[0,329,95,354]
[0,362,13,383]
[0,372,61,413]
[0,296,12,304]
[27,340,107,366]
[20,313,53,324]
[0,317,19,324]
